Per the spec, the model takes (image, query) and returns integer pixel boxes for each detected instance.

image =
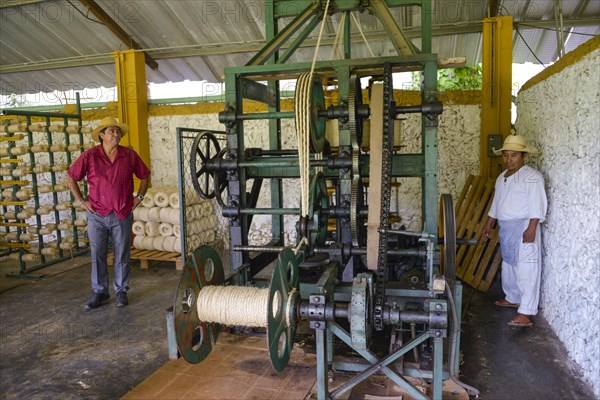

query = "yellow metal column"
[114,49,151,187]
[480,16,513,177]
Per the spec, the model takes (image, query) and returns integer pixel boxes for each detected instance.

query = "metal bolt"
[435,304,442,310]
[435,330,441,337]
[314,322,321,328]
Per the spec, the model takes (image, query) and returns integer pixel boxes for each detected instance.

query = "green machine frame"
[173,1,471,399]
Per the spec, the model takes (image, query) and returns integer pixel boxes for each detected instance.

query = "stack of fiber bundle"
[132,187,218,253]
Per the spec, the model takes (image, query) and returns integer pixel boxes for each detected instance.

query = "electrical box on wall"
[487,135,503,156]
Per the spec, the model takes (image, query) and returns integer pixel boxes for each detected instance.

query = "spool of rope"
[159,222,173,237]
[58,222,72,230]
[56,202,72,211]
[152,236,166,251]
[201,201,214,217]
[201,215,218,230]
[41,248,58,256]
[142,192,156,208]
[27,123,44,132]
[27,225,40,234]
[38,184,53,193]
[159,207,180,225]
[196,286,270,327]
[0,167,10,176]
[22,254,41,262]
[48,125,65,133]
[173,238,181,253]
[142,236,155,250]
[45,223,57,230]
[67,144,81,152]
[31,145,49,153]
[133,235,144,249]
[200,230,216,243]
[5,124,26,133]
[54,183,69,192]
[40,227,54,235]
[169,191,180,208]
[188,220,201,233]
[52,164,68,172]
[50,144,67,152]
[148,207,161,222]
[59,242,74,250]
[9,146,29,156]
[6,232,19,241]
[82,143,95,150]
[154,188,176,208]
[16,211,32,220]
[12,167,31,177]
[163,236,176,252]
[36,205,54,215]
[173,224,181,238]
[137,207,150,221]
[0,148,8,157]
[33,165,51,173]
[145,221,160,236]
[74,219,87,227]
[19,233,35,241]
[3,211,17,220]
[132,221,146,236]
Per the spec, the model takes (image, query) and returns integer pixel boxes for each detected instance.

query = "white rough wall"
[144,103,481,236]
[515,48,600,397]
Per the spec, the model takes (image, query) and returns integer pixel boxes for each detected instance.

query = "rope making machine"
[170,1,478,399]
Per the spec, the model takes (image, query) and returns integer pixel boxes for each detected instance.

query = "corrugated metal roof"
[0,0,598,95]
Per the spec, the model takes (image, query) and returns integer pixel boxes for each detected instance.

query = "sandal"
[508,314,533,327]
[494,298,519,308]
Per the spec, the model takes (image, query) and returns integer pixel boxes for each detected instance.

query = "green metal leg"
[432,336,443,400]
[316,326,329,400]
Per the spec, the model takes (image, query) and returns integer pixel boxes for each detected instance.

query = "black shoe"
[116,292,128,308]
[84,292,110,311]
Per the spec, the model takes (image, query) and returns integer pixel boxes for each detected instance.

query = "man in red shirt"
[67,116,150,310]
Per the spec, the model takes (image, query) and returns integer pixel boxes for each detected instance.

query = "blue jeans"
[87,211,133,294]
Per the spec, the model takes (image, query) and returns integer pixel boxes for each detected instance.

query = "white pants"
[501,226,542,316]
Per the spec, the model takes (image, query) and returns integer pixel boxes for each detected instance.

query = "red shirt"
[68,145,150,220]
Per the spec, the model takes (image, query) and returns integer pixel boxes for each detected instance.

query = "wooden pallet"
[455,175,502,292]
[109,248,183,270]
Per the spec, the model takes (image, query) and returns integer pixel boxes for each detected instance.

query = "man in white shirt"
[483,134,548,327]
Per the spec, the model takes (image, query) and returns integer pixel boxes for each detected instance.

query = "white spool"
[201,201,214,217]
[82,143,95,150]
[133,235,144,249]
[10,146,29,156]
[52,164,68,172]
[58,222,72,230]
[56,202,72,211]
[22,254,41,262]
[133,207,141,220]
[173,238,181,253]
[196,286,270,327]
[145,221,160,236]
[148,207,161,222]
[142,192,155,208]
[31,145,49,153]
[6,232,19,241]
[154,189,174,208]
[74,219,87,227]
[159,207,179,225]
[169,192,180,208]
[152,236,166,251]
[59,242,74,250]
[19,233,35,241]
[132,221,146,236]
[33,165,51,173]
[173,225,181,238]
[0,148,8,157]
[40,227,54,235]
[36,205,53,215]
[200,215,218,230]
[137,207,150,221]
[54,183,69,192]
[189,220,201,233]
[159,223,173,237]
[142,236,155,250]
[41,248,58,256]
[162,236,176,252]
[27,123,44,132]
[50,144,67,152]
[38,184,53,193]
[67,144,81,152]
[16,211,32,220]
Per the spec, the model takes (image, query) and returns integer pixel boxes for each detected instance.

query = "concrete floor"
[0,255,595,400]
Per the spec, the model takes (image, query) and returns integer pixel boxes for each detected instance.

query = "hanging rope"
[351,12,375,57]
[331,12,346,59]
[294,0,331,229]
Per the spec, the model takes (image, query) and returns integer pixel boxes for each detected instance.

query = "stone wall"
[515,42,600,397]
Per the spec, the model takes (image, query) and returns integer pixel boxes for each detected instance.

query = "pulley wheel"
[439,194,457,285]
[173,245,225,363]
[190,132,227,199]
[308,172,329,247]
[267,247,300,372]
[295,73,326,153]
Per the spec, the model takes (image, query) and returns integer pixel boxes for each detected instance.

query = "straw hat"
[492,134,538,156]
[91,116,129,142]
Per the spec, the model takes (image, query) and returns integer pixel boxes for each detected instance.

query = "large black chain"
[374,64,395,331]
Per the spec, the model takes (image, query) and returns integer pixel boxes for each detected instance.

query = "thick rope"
[197,286,270,328]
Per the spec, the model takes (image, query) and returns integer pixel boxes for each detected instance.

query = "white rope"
[294,0,331,226]
[197,285,270,328]
[331,12,346,60]
[351,12,375,57]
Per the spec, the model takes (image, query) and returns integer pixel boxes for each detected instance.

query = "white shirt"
[488,165,548,222]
